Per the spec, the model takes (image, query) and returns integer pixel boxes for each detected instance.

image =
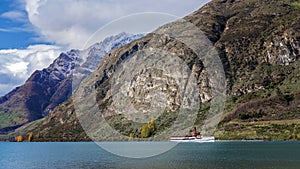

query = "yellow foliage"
[129,133,134,141]
[147,117,156,133]
[28,133,33,142]
[141,124,150,138]
[16,135,23,142]
[141,117,156,138]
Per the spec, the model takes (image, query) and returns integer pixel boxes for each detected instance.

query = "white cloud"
[1,10,27,22]
[0,45,62,95]
[0,0,211,95]
[0,28,15,33]
[5,62,29,77]
[25,0,210,48]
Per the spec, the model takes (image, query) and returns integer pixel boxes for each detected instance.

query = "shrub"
[292,1,300,9]
[239,113,250,120]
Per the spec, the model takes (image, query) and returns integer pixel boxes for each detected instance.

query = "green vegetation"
[215,59,300,140]
[0,111,26,128]
[238,112,264,120]
[194,102,210,126]
[215,121,300,140]
[4,0,300,142]
[292,1,300,9]
[142,117,156,137]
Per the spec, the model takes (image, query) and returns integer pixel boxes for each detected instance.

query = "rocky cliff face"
[12,0,300,141]
[0,33,143,134]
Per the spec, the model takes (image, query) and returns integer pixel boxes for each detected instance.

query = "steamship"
[170,127,215,143]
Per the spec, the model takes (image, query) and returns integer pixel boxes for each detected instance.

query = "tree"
[129,133,134,141]
[16,135,23,142]
[141,124,150,138]
[28,133,33,142]
[276,88,294,105]
[141,117,157,138]
[148,117,156,133]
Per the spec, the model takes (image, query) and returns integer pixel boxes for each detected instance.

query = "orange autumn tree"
[16,135,23,142]
[28,133,33,142]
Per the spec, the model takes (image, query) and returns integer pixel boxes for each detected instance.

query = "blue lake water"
[0,141,300,169]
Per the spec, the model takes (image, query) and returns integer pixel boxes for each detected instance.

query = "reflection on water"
[0,141,299,169]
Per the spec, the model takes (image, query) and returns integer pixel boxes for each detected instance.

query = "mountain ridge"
[0,33,143,134]
[3,0,300,141]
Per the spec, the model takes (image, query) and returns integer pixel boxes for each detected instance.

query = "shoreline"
[2,140,300,143]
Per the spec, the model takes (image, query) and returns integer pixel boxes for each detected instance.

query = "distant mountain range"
[0,33,143,135]
[1,0,300,141]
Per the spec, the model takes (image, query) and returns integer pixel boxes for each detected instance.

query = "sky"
[0,0,210,96]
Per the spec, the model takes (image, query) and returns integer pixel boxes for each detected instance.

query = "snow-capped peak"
[46,32,144,82]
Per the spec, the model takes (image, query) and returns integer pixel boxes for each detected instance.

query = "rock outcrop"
[0,33,143,134]
[10,0,300,141]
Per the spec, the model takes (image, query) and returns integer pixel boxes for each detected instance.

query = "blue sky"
[0,0,43,49]
[0,0,210,96]
[0,0,28,49]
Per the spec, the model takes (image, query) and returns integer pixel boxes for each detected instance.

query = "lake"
[0,141,299,169]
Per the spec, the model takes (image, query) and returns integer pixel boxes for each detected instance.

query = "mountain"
[0,33,143,135]
[8,0,300,141]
